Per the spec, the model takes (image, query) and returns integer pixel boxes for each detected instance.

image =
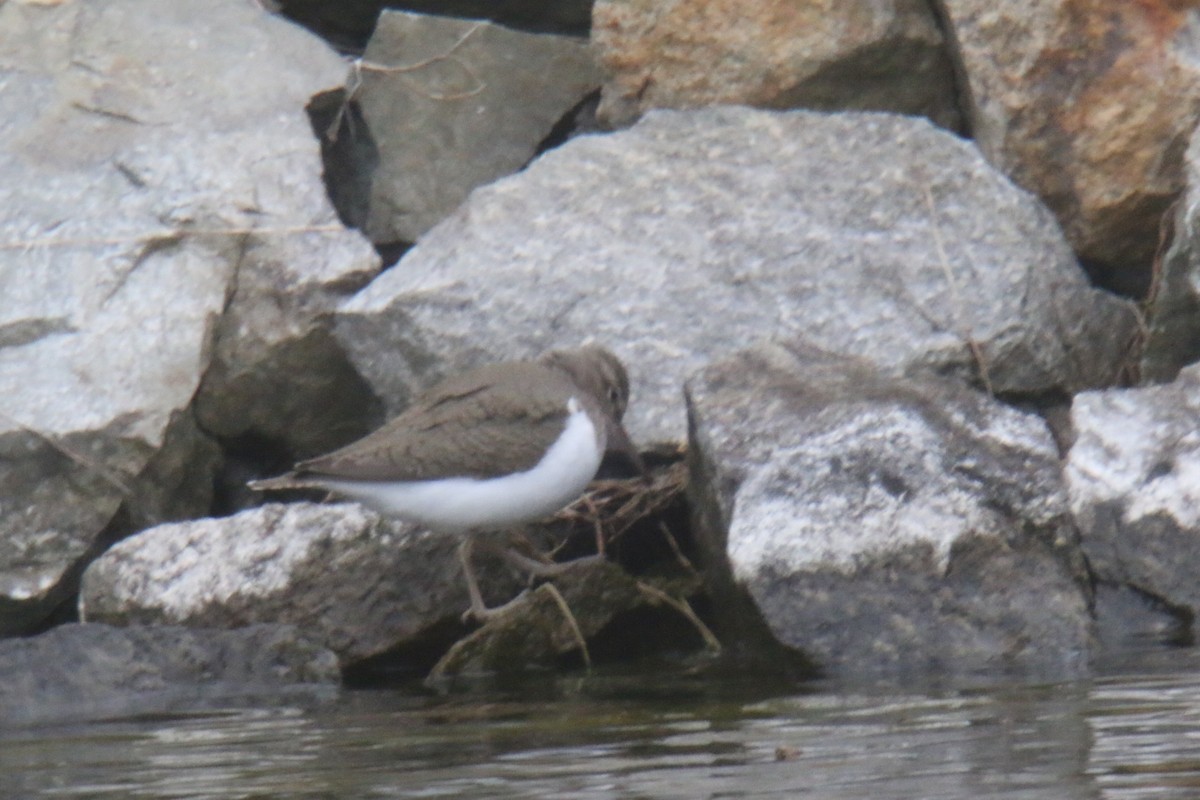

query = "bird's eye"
[607,385,623,409]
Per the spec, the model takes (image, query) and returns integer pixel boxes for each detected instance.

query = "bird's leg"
[581,492,606,557]
[460,534,606,624]
[496,545,604,578]
[459,535,534,623]
[505,529,558,566]
[458,536,495,623]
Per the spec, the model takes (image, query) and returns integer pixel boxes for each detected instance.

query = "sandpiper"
[250,344,640,621]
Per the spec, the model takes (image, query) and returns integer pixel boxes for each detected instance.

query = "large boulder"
[335,107,1136,446]
[687,343,1093,679]
[0,623,338,727]
[593,0,959,129]
[937,0,1200,293]
[1066,364,1200,625]
[351,10,600,244]
[79,503,524,667]
[0,0,377,633]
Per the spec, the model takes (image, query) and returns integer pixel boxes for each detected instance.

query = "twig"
[343,22,487,106]
[1144,196,1179,313]
[1122,197,1180,384]
[327,24,486,142]
[361,22,483,75]
[636,581,721,654]
[554,455,687,545]
[658,520,696,574]
[0,223,345,251]
[543,583,591,670]
[0,410,133,496]
[580,492,606,556]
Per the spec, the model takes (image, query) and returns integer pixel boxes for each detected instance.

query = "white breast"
[319,398,604,531]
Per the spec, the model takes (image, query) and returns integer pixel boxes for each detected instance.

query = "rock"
[428,559,643,679]
[687,342,1093,679]
[79,503,525,667]
[427,560,706,679]
[351,11,600,244]
[1142,125,1200,382]
[1094,583,1190,649]
[0,623,339,727]
[191,225,380,459]
[937,0,1200,293]
[593,0,959,130]
[335,107,1136,446]
[1066,365,1200,622]
[0,0,378,633]
[0,409,221,636]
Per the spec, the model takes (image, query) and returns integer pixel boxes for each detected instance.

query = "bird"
[250,344,641,621]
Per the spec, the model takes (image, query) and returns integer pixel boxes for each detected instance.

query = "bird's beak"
[606,418,647,477]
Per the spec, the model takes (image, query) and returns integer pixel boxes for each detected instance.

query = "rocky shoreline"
[4,0,1200,722]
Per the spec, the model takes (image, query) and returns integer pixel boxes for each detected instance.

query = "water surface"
[5,644,1200,798]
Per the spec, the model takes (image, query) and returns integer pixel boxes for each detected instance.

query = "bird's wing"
[294,364,577,481]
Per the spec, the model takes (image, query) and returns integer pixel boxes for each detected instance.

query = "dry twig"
[1120,196,1180,385]
[658,520,696,574]
[0,223,345,252]
[0,410,133,496]
[543,583,592,670]
[329,23,487,142]
[636,581,721,653]
[554,452,687,550]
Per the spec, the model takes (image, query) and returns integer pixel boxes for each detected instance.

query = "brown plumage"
[250,344,638,623]
[250,344,636,489]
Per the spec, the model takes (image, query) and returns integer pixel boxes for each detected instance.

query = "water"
[4,644,1200,799]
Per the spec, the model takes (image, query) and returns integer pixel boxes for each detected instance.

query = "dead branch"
[0,223,345,252]
[554,450,688,548]
[0,410,133,496]
[543,583,592,670]
[636,581,721,653]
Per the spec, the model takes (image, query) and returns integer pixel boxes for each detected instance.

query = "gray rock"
[0,408,221,635]
[79,503,524,666]
[1142,125,1200,382]
[427,560,705,680]
[0,623,339,727]
[1094,583,1190,649]
[335,107,1136,445]
[353,11,600,243]
[191,237,381,461]
[429,559,644,679]
[1067,366,1200,620]
[687,342,1093,679]
[0,0,378,632]
[594,0,959,130]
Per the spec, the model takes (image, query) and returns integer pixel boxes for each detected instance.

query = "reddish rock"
[938,0,1200,293]
[593,0,959,129]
